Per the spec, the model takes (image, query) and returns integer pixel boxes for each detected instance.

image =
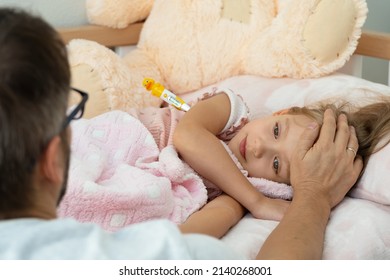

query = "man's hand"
[290,109,363,209]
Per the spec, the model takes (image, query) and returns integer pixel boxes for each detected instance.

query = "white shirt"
[0,218,243,260]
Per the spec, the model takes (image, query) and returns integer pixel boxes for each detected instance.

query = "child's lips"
[239,137,247,160]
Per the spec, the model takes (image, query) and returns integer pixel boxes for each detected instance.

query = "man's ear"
[39,136,64,184]
[272,108,290,116]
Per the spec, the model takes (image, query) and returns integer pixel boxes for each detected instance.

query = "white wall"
[0,0,87,27]
[362,0,390,85]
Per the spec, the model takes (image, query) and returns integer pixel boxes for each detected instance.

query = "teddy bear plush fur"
[86,0,154,29]
[68,0,367,117]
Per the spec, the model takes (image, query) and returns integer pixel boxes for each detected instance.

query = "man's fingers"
[353,155,364,174]
[317,108,337,146]
[346,126,359,158]
[334,113,350,149]
[294,122,320,160]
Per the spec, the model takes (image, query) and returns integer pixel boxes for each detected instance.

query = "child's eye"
[273,122,279,139]
[273,157,279,174]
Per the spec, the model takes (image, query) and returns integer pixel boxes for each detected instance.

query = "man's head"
[0,8,71,217]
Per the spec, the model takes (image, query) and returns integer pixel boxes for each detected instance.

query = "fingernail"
[308,122,318,129]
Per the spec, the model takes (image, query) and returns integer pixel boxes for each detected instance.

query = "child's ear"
[272,108,290,116]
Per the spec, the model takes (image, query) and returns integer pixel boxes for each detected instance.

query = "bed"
[57,22,390,260]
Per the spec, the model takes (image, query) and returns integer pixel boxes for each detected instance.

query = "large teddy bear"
[68,0,368,117]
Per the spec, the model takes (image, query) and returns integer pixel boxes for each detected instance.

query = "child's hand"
[179,194,246,238]
[249,197,290,221]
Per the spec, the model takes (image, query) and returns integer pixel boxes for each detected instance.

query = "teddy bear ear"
[302,0,368,66]
[243,0,368,79]
[86,0,153,29]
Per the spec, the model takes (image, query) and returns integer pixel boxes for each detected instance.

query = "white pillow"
[182,73,390,205]
[349,143,390,205]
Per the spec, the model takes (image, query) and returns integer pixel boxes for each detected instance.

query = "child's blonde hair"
[287,96,390,170]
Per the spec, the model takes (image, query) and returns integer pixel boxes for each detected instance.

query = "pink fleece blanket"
[58,110,292,231]
[58,111,208,231]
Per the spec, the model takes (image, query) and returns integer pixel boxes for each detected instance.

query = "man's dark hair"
[0,8,70,213]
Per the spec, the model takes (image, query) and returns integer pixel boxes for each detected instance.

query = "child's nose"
[253,138,266,158]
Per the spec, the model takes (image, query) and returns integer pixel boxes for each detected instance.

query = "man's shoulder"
[0,218,241,259]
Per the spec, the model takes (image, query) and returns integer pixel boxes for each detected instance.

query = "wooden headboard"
[58,22,390,60]
[59,23,143,48]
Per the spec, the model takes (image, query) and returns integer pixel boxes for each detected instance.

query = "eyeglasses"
[62,87,89,130]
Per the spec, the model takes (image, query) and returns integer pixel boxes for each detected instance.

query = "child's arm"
[179,194,246,238]
[173,93,289,220]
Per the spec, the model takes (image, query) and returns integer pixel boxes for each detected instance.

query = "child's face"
[228,113,313,184]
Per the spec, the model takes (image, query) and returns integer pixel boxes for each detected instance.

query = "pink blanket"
[58,111,208,231]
